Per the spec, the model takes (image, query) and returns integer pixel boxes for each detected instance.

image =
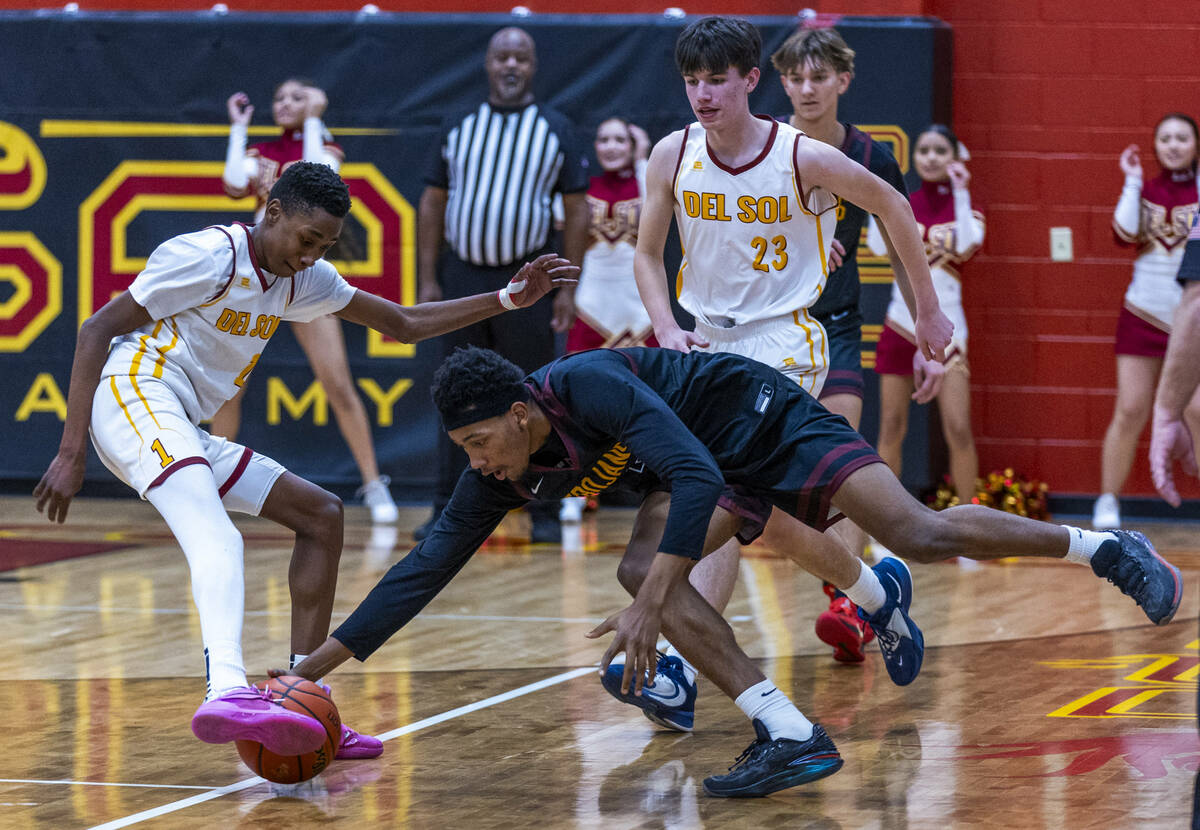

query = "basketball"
[235,676,341,784]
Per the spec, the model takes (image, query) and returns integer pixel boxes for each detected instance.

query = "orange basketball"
[235,676,341,784]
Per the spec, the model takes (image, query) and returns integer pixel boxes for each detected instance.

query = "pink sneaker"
[336,724,384,760]
[318,683,384,760]
[191,686,326,755]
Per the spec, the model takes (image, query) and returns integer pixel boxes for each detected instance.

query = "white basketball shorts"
[694,309,830,398]
[90,375,286,515]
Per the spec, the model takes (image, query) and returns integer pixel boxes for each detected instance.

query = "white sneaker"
[559,496,585,523]
[1092,493,1120,530]
[358,476,399,524]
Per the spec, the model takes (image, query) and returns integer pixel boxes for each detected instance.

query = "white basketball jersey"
[672,118,838,327]
[101,223,357,423]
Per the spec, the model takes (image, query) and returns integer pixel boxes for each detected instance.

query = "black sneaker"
[702,720,843,798]
[1091,530,1182,625]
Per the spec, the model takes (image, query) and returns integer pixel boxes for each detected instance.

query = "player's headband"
[438,383,529,432]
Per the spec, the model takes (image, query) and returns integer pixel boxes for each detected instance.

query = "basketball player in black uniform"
[284,346,1180,798]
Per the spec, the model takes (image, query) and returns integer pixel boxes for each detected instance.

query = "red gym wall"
[2,0,1196,500]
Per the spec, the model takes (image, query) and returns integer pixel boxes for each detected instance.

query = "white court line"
[0,779,211,790]
[85,665,596,830]
[0,603,600,625]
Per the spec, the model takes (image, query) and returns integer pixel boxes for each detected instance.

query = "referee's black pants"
[432,247,559,520]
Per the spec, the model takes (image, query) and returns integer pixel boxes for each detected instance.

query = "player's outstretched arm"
[34,293,153,523]
[633,132,709,352]
[797,140,953,360]
[336,252,578,343]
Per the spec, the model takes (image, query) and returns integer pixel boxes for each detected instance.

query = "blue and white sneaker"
[858,556,925,686]
[601,653,696,732]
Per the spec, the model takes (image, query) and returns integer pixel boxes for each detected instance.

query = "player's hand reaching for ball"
[33,450,86,524]
[588,597,664,696]
[500,253,579,309]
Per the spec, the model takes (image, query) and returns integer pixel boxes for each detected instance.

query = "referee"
[416,26,589,542]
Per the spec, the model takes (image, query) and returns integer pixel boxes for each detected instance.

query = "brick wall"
[925,0,1200,497]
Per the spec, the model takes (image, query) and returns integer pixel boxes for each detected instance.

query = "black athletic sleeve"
[553,356,724,559]
[870,140,908,198]
[331,469,528,660]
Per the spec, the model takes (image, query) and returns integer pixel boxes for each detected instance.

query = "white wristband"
[497,280,524,310]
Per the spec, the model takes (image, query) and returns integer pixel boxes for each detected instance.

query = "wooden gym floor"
[0,494,1196,828]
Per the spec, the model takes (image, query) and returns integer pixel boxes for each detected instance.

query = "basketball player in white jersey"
[612,16,954,725]
[33,162,577,760]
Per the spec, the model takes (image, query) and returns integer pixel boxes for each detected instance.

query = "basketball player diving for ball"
[32,162,577,761]
[282,343,1181,797]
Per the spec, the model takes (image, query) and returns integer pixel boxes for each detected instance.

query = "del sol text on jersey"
[680,191,793,224]
[214,309,282,340]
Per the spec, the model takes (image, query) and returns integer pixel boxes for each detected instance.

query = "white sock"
[840,559,888,615]
[204,641,246,701]
[734,679,813,741]
[146,464,247,702]
[1062,526,1116,565]
[663,644,698,685]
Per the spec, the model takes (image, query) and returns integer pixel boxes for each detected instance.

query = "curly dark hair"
[675,16,761,78]
[269,160,351,219]
[432,346,529,430]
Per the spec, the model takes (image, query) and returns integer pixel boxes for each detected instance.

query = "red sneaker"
[815,596,875,663]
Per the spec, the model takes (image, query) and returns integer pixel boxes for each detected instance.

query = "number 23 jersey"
[101,223,357,424]
[672,116,838,327]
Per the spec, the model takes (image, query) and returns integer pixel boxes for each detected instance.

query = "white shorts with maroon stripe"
[89,375,285,515]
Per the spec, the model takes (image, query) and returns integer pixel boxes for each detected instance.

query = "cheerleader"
[874,124,984,505]
[1094,113,1199,528]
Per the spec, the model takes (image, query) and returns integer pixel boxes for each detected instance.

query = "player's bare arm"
[34,292,154,523]
[336,253,579,343]
[796,139,953,359]
[633,131,709,352]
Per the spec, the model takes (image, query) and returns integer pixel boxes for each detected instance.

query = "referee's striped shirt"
[428,101,588,268]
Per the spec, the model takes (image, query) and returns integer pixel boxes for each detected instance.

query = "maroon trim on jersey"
[218,447,255,498]
[795,439,882,532]
[706,115,778,175]
[792,132,810,209]
[202,225,240,304]
[147,457,211,491]
[672,124,690,187]
[235,222,275,291]
[840,123,871,168]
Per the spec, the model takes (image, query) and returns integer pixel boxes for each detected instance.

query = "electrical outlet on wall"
[1050,227,1073,262]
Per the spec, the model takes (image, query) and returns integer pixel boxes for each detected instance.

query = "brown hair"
[770,27,855,77]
